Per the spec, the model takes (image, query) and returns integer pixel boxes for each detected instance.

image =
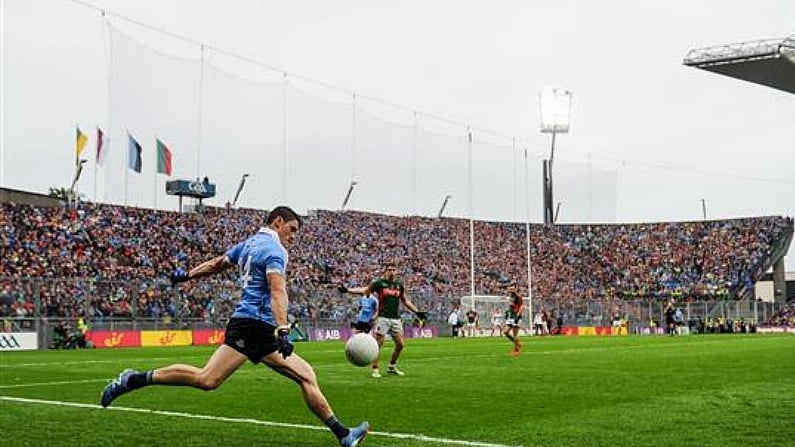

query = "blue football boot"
[100,368,136,408]
[340,421,370,447]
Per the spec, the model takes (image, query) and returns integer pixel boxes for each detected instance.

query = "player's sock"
[126,371,153,390]
[505,333,515,342]
[324,415,350,439]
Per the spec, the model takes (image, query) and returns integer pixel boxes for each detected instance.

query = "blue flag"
[127,133,142,173]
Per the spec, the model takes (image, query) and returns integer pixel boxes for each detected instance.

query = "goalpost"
[460,295,534,337]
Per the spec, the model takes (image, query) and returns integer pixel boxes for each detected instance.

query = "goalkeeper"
[339,262,426,378]
[100,206,369,447]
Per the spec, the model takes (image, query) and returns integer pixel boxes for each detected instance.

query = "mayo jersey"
[225,227,288,326]
[507,292,523,317]
[369,278,404,318]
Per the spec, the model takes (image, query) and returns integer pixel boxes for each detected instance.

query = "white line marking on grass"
[0,379,109,389]
[0,395,522,447]
[0,356,207,368]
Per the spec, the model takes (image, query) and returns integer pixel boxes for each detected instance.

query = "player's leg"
[386,322,405,376]
[263,352,369,446]
[511,326,522,356]
[389,333,404,363]
[151,344,246,389]
[503,321,515,342]
[100,344,246,408]
[371,319,388,377]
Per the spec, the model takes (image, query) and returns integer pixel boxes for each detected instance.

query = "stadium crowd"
[0,202,792,326]
[766,301,795,326]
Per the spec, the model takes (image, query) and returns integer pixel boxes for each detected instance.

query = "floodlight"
[539,88,572,134]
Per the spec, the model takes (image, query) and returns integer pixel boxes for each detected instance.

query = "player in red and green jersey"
[503,284,523,356]
[339,263,426,378]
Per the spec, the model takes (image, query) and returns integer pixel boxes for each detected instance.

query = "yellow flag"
[76,126,88,161]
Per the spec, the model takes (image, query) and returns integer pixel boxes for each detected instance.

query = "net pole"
[412,111,418,215]
[196,44,205,180]
[468,129,475,301]
[351,93,356,191]
[512,138,517,221]
[282,72,288,202]
[0,0,5,187]
[124,131,128,205]
[99,11,111,203]
[524,147,533,331]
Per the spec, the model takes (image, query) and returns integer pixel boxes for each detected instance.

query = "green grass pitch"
[1,335,794,446]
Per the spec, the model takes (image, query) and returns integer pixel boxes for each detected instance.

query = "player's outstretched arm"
[172,255,232,284]
[339,284,370,296]
[401,294,427,320]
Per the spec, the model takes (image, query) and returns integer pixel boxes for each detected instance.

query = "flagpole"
[93,160,98,203]
[74,124,78,209]
[124,131,129,206]
[154,137,157,210]
[124,157,128,205]
[93,127,98,203]
[154,171,158,211]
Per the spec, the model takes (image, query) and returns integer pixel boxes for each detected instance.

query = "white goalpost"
[459,295,534,337]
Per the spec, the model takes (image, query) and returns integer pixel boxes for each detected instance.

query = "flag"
[127,133,142,173]
[75,126,88,162]
[96,127,107,166]
[156,138,173,176]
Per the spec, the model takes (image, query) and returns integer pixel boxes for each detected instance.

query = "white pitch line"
[0,395,522,447]
[0,356,207,368]
[0,378,109,389]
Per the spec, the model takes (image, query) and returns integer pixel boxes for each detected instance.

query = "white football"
[344,333,379,367]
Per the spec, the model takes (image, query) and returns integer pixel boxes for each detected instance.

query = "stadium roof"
[683,34,795,94]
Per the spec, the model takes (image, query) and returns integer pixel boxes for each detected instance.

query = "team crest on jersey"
[383,288,401,297]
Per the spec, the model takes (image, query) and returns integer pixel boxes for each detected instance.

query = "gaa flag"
[75,126,88,162]
[96,127,107,166]
[156,138,173,176]
[127,133,142,173]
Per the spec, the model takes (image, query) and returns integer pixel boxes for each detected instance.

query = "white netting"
[106,26,201,207]
[5,0,794,237]
[460,295,533,332]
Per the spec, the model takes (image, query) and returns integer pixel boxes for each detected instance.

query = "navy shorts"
[351,321,372,333]
[224,318,278,364]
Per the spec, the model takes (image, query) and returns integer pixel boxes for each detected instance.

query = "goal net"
[459,295,533,337]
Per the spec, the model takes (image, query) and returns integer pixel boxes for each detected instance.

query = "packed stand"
[0,202,792,326]
[765,301,795,327]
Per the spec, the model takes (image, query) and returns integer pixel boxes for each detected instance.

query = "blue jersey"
[357,295,378,323]
[225,227,288,326]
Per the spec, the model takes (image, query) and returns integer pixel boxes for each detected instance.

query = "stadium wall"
[0,187,63,207]
[756,271,795,301]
